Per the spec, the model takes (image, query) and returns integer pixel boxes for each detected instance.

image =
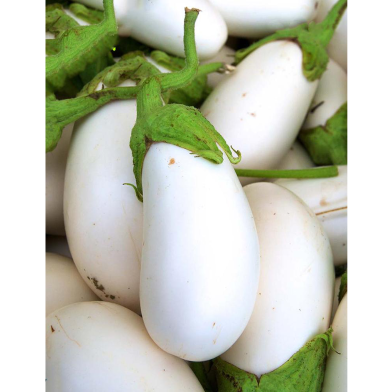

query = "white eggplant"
[275,165,347,266]
[201,41,318,186]
[46,123,73,235]
[209,0,319,38]
[141,143,260,361]
[64,80,143,313]
[316,0,347,71]
[322,294,347,392]
[76,0,228,60]
[46,253,99,316]
[46,235,72,259]
[274,141,314,171]
[303,59,347,130]
[221,183,334,376]
[46,302,204,391]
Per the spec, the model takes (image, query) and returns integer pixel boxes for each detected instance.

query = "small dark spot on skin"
[259,293,261,295]
[273,308,275,310]
[51,326,55,333]
[109,295,115,300]
[315,2,319,9]
[242,93,247,97]
[169,158,175,165]
[91,277,105,292]
[87,276,91,280]
[273,213,276,215]
[213,322,216,327]
[240,118,243,121]
[299,309,301,311]
[93,223,96,226]
[250,113,256,117]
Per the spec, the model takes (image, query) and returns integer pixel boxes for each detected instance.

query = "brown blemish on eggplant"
[320,198,328,206]
[169,158,175,165]
[242,93,247,97]
[51,325,55,333]
[87,277,116,300]
[315,2,319,9]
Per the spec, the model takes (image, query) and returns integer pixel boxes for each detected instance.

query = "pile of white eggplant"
[45,0,348,391]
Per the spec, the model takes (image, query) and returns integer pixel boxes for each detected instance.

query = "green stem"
[198,62,225,76]
[158,8,200,91]
[136,78,164,118]
[317,0,348,47]
[235,166,339,179]
[234,0,347,81]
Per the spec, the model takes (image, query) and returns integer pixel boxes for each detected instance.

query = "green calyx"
[129,8,241,202]
[46,85,140,152]
[68,3,104,24]
[338,271,347,303]
[300,102,347,165]
[234,0,347,81]
[46,0,118,91]
[212,329,335,392]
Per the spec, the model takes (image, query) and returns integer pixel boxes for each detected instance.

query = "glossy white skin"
[303,59,347,129]
[76,0,228,60]
[201,45,235,88]
[46,302,204,392]
[315,0,347,71]
[322,294,347,392]
[275,141,314,170]
[209,0,319,38]
[275,165,347,266]
[201,41,318,186]
[221,183,334,376]
[331,275,342,319]
[46,235,72,259]
[141,143,260,361]
[46,253,99,316]
[46,123,73,235]
[64,80,143,313]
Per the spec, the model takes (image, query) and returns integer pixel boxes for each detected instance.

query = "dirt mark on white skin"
[55,316,81,347]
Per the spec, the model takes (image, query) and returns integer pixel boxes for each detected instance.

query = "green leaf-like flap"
[68,2,104,24]
[213,329,334,392]
[46,0,118,91]
[299,102,347,165]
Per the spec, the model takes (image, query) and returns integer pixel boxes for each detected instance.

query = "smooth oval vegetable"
[141,143,260,361]
[221,182,334,376]
[274,141,314,171]
[302,59,347,130]
[64,80,143,314]
[275,165,347,266]
[315,0,347,70]
[209,0,319,38]
[46,301,204,391]
[201,40,318,185]
[46,123,73,235]
[76,0,228,60]
[46,235,72,259]
[322,294,347,392]
[46,253,99,316]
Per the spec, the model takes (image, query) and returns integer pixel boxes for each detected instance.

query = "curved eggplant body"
[303,59,347,130]
[46,302,204,392]
[201,41,318,185]
[316,0,347,71]
[141,143,260,361]
[209,0,319,38]
[64,83,143,313]
[275,165,347,266]
[46,253,99,316]
[274,141,314,170]
[46,123,73,235]
[322,294,347,392]
[221,182,334,376]
[76,0,228,60]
